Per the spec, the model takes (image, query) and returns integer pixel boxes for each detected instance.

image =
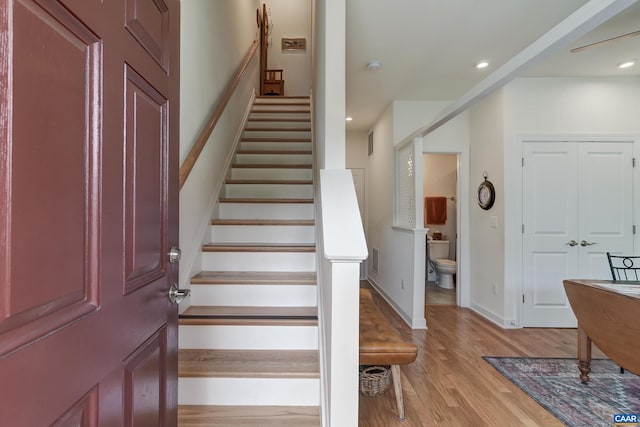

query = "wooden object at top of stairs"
[262,69,284,96]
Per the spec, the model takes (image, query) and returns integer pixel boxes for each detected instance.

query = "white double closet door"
[522,141,634,327]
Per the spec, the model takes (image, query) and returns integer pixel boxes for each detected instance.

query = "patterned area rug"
[483,357,640,427]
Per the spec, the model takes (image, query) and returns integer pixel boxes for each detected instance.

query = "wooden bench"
[359,288,418,420]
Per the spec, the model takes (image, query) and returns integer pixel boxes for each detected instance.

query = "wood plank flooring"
[425,282,456,305]
[359,287,605,427]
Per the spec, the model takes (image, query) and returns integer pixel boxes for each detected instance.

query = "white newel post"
[317,169,368,427]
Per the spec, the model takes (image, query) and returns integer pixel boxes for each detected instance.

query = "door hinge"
[522,157,525,167]
[633,158,636,168]
[522,294,525,303]
[522,224,525,234]
[634,225,636,235]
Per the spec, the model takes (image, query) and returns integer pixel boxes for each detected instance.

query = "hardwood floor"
[359,288,605,426]
[425,282,456,305]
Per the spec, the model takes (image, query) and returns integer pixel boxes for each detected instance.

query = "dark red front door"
[0,0,180,424]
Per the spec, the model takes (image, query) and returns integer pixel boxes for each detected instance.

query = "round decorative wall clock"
[477,173,495,210]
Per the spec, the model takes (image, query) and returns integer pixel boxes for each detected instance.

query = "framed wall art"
[281,37,306,51]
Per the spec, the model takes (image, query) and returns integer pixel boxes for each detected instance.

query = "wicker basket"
[359,365,391,396]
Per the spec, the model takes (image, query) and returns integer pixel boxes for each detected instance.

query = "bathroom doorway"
[423,153,458,305]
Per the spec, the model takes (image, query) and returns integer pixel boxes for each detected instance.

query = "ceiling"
[345,0,640,132]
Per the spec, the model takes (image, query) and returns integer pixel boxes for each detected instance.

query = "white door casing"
[522,141,633,327]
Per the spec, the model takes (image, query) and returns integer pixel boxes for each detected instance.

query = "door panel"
[52,387,98,426]
[0,0,179,424]
[124,65,169,293]
[0,0,101,355]
[578,143,634,275]
[523,141,633,327]
[125,0,169,70]
[522,143,578,326]
[123,326,168,427]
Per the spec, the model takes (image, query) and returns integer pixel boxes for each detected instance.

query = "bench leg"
[391,365,405,421]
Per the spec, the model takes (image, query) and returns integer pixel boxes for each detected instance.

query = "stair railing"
[316,169,368,426]
[179,40,260,189]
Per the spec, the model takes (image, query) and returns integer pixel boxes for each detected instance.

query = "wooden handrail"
[179,40,260,189]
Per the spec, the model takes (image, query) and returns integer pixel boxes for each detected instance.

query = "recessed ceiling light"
[618,60,635,69]
[346,117,353,122]
[476,61,490,69]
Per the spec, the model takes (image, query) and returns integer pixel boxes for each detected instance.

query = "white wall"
[462,77,640,328]
[393,101,450,144]
[346,130,369,169]
[265,0,312,96]
[346,131,369,231]
[468,89,506,324]
[179,0,261,289]
[366,101,468,327]
[503,77,640,135]
[502,76,640,326]
[312,0,346,170]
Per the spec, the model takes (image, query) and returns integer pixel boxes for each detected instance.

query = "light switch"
[489,215,498,228]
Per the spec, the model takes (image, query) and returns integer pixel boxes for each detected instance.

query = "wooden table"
[563,279,640,382]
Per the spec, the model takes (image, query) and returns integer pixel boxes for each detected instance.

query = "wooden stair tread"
[178,405,320,426]
[252,102,311,107]
[202,243,315,252]
[236,150,312,155]
[179,306,318,325]
[231,163,312,169]
[244,127,311,132]
[247,118,310,123]
[210,219,315,226]
[241,137,312,142]
[181,305,317,317]
[256,95,309,99]
[224,179,312,185]
[219,197,313,204]
[179,349,319,378]
[179,317,318,326]
[191,271,316,285]
[251,109,311,114]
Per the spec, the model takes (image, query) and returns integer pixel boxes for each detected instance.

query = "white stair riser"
[211,225,315,244]
[252,104,310,111]
[224,184,313,199]
[179,378,319,406]
[246,121,310,130]
[254,98,309,103]
[190,284,317,307]
[229,168,313,181]
[250,113,310,121]
[235,154,312,164]
[179,325,318,350]
[252,103,311,111]
[243,130,311,139]
[202,252,315,271]
[217,203,314,220]
[240,141,312,152]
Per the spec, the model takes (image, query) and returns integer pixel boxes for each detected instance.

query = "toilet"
[427,239,456,289]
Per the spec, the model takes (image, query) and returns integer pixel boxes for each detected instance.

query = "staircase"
[178,96,321,426]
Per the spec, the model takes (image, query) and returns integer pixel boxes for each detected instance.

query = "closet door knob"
[566,240,578,247]
[580,240,597,247]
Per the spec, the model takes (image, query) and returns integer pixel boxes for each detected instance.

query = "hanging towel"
[425,197,447,225]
